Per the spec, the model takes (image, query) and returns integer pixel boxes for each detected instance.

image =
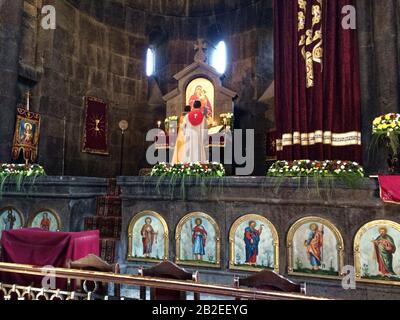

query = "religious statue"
[372,227,396,276]
[304,223,324,270]
[141,217,158,258]
[182,100,209,163]
[40,212,51,231]
[192,218,207,261]
[244,221,263,265]
[171,105,191,165]
[3,210,16,231]
[189,85,213,118]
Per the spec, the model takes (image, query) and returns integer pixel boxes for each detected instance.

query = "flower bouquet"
[164,116,178,131]
[0,163,46,195]
[219,113,234,128]
[151,162,225,177]
[372,113,400,173]
[267,160,364,184]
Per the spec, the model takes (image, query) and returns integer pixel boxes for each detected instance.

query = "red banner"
[82,97,109,155]
[379,176,400,204]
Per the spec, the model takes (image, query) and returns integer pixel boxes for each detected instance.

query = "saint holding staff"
[304,223,324,270]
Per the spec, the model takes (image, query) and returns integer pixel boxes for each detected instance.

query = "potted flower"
[164,116,178,133]
[372,113,400,173]
[219,113,234,130]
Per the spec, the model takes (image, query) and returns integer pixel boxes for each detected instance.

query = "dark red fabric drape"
[1,229,100,288]
[274,0,362,162]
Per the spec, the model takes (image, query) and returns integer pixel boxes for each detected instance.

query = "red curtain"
[274,0,362,162]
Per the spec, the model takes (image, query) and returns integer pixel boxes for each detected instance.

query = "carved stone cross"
[194,38,207,63]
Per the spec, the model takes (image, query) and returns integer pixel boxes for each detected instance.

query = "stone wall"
[357,0,400,173]
[0,176,107,232]
[16,0,154,176]
[0,0,24,163]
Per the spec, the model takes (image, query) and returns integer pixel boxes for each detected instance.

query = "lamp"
[119,120,129,176]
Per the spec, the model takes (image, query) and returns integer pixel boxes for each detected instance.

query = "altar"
[1,228,99,287]
[155,39,237,165]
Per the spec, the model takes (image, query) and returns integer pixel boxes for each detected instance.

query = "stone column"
[0,0,24,162]
[357,0,400,173]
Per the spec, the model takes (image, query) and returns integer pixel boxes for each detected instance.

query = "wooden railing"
[0,262,330,300]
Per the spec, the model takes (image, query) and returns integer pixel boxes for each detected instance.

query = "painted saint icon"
[372,227,396,277]
[176,212,220,268]
[192,218,208,261]
[20,122,35,145]
[229,214,279,272]
[244,221,263,265]
[128,211,168,262]
[141,217,158,259]
[305,223,324,271]
[30,210,60,232]
[188,85,213,118]
[40,212,51,231]
[0,208,24,239]
[287,217,344,278]
[186,78,215,120]
[3,209,17,231]
[354,220,400,284]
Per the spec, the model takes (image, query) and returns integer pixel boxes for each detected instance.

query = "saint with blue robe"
[244,221,263,265]
[192,218,207,260]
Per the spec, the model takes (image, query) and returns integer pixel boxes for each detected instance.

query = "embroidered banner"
[274,0,362,162]
[12,107,41,163]
[298,0,323,89]
[82,97,109,155]
[379,176,400,204]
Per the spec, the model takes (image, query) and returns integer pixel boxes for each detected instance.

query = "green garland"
[0,164,46,195]
[150,162,225,200]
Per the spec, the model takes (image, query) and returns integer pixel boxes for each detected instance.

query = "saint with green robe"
[373,227,396,276]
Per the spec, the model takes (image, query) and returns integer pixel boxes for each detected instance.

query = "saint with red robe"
[188,85,213,118]
[40,212,51,231]
[141,217,158,258]
[192,218,207,260]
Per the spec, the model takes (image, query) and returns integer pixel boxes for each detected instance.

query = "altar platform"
[1,176,399,300]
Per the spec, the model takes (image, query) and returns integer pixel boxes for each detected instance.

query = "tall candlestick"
[26,91,31,111]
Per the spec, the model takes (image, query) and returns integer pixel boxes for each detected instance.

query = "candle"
[26,91,30,111]
[157,121,161,128]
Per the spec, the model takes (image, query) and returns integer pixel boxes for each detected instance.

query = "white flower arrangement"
[267,160,364,178]
[151,162,225,177]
